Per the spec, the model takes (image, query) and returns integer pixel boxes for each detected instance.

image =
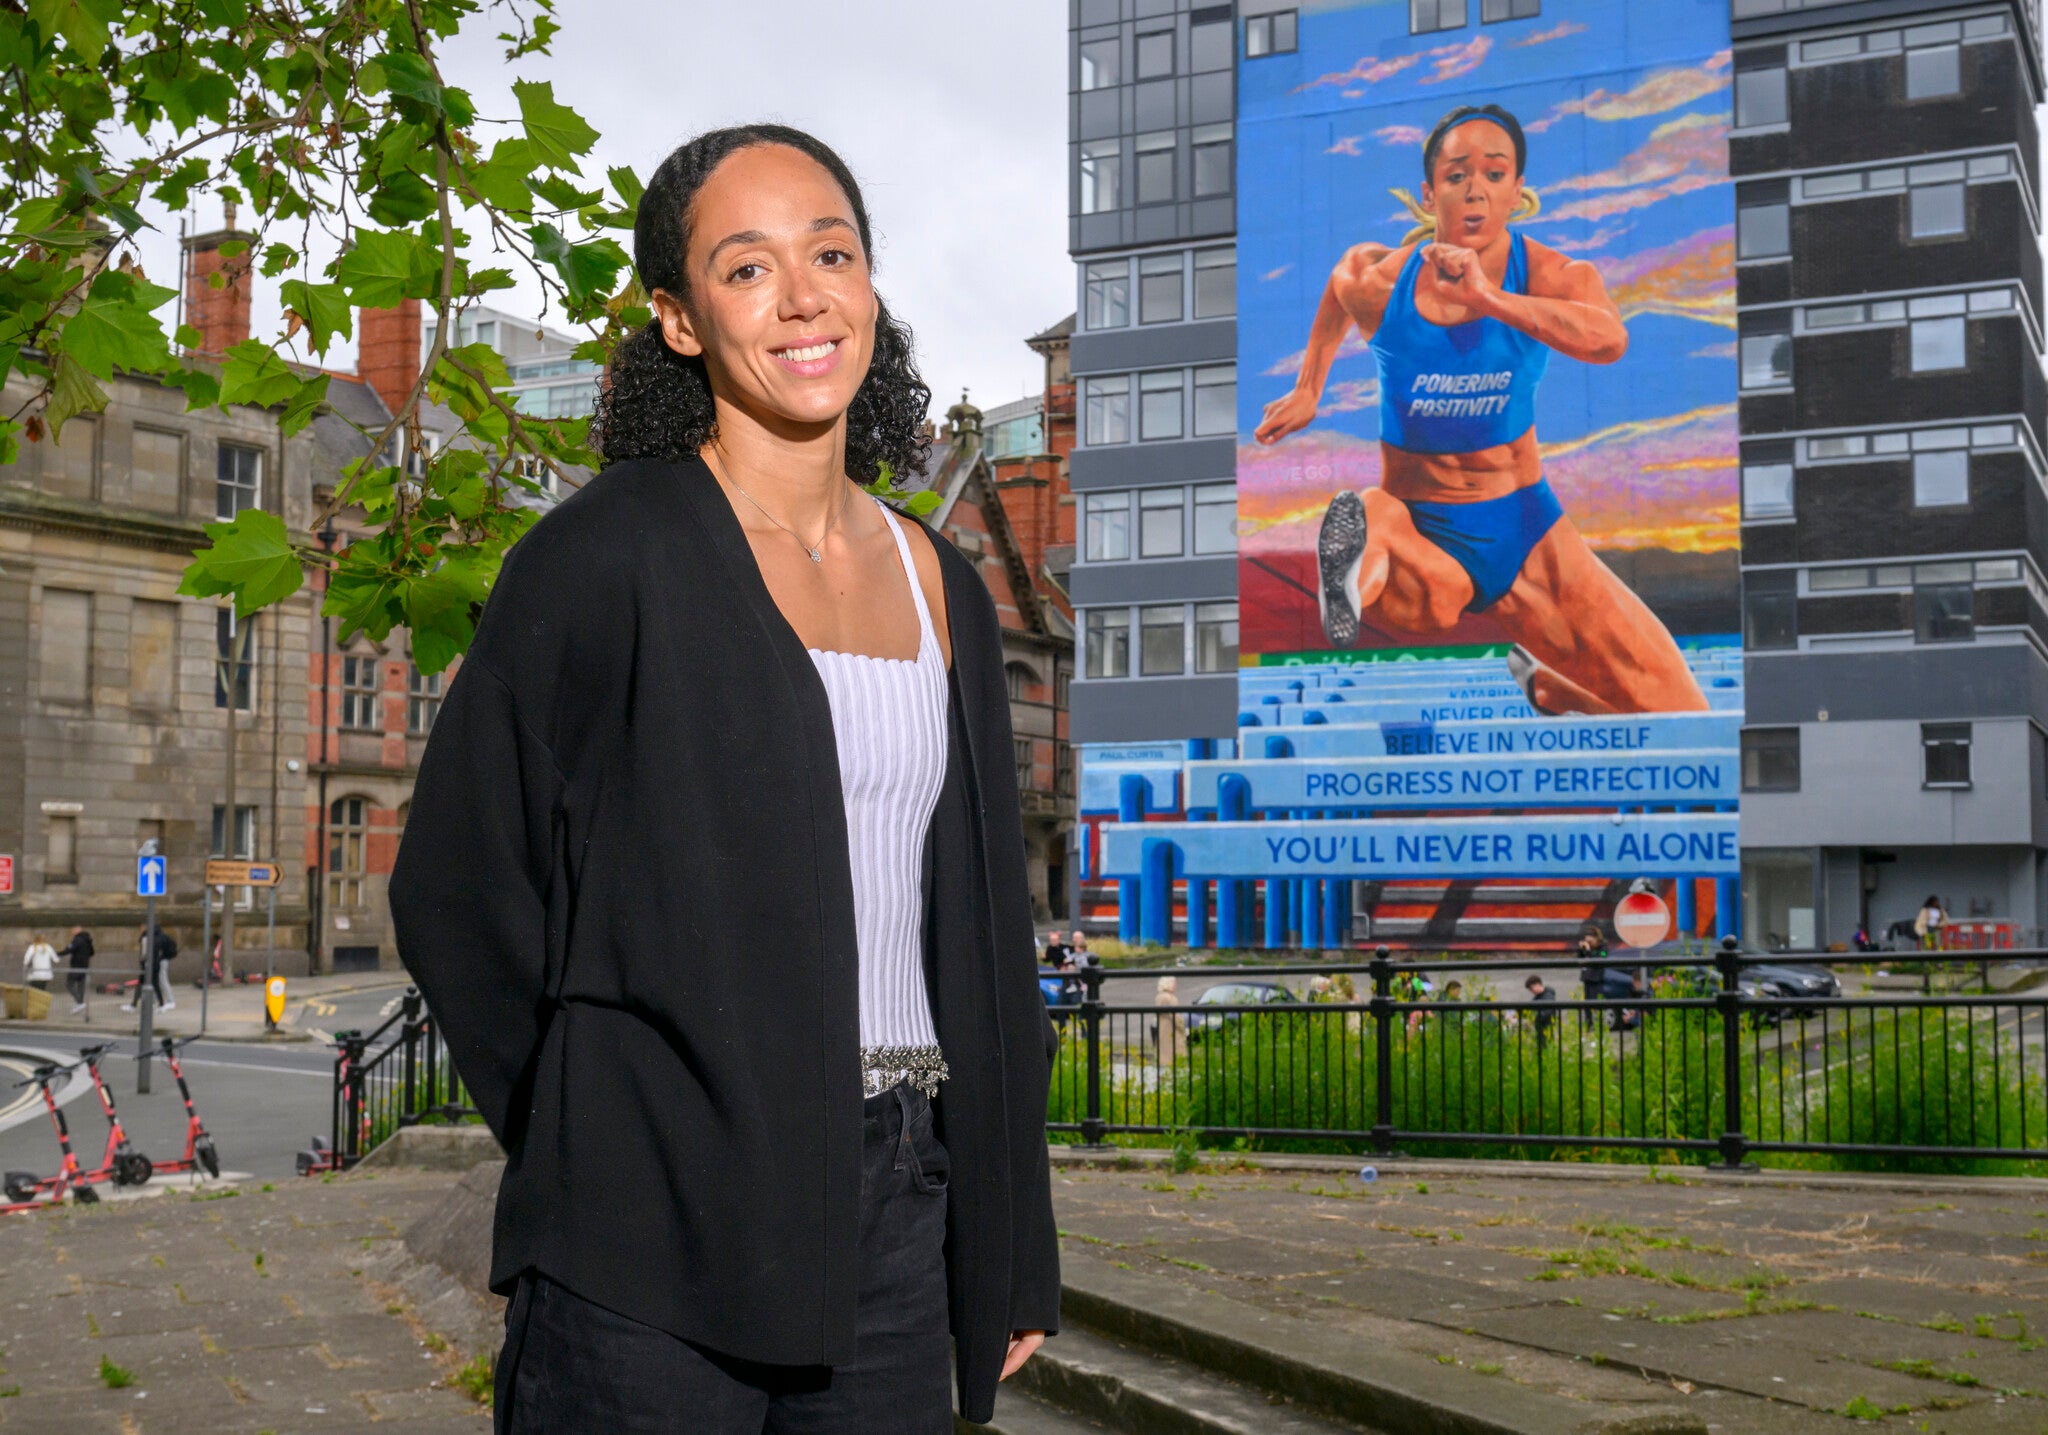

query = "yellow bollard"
[264,976,287,1029]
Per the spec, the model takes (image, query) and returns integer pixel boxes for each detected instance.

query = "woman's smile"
[770,336,845,375]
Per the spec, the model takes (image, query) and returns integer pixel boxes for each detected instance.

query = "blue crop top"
[1369,231,1549,455]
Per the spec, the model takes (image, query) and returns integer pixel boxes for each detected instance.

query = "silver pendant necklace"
[707,445,839,564]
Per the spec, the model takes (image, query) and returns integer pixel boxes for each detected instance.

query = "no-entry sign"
[0,854,12,895]
[1614,890,1671,949]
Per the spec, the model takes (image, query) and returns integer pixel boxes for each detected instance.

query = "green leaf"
[153,159,213,213]
[178,508,304,617]
[608,165,645,210]
[218,340,299,408]
[279,280,352,355]
[260,243,297,278]
[530,174,601,211]
[279,373,329,437]
[367,171,438,226]
[28,0,110,64]
[167,366,221,411]
[43,351,107,441]
[336,229,439,308]
[512,80,598,172]
[903,490,941,518]
[528,224,627,305]
[465,138,537,212]
[61,273,176,379]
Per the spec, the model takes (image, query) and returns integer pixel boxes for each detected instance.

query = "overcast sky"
[131,1,1074,417]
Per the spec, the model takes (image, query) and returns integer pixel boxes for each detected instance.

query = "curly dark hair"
[591,124,932,483]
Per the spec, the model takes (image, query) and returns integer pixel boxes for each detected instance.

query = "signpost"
[1614,889,1673,949]
[209,861,283,1032]
[136,845,166,1093]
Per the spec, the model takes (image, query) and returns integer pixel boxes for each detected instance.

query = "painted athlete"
[1254,104,1706,716]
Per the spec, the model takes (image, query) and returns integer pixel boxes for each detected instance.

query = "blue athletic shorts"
[1404,477,1564,612]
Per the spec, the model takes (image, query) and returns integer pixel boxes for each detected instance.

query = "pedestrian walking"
[60,927,94,1013]
[390,125,1056,1433]
[20,932,57,996]
[1914,895,1948,951]
[1524,973,1557,1046]
[125,925,176,1012]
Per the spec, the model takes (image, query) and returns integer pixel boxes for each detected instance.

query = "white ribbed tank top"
[807,501,948,1095]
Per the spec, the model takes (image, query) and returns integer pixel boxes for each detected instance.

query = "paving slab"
[1050,1157,2048,1432]
[0,1171,491,1433]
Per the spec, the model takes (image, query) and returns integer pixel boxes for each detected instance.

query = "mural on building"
[1237,0,1740,678]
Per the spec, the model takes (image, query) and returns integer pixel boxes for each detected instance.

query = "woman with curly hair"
[390,124,1057,1433]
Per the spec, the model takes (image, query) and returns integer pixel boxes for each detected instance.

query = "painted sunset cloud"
[1592,225,1736,329]
[1525,52,1732,131]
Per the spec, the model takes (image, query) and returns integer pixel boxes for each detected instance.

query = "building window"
[1194,248,1235,318]
[1139,253,1184,324]
[1135,28,1173,79]
[1741,462,1794,520]
[39,588,90,704]
[1139,370,1184,441]
[1084,260,1130,330]
[1083,491,1131,562]
[1079,141,1121,214]
[1079,36,1119,90]
[1135,132,1174,205]
[341,655,380,730]
[1056,665,1071,709]
[1193,482,1237,554]
[1246,11,1297,55]
[1909,182,1966,238]
[1741,728,1800,793]
[1139,487,1184,559]
[1006,664,1034,702]
[1083,376,1130,445]
[46,815,77,884]
[408,663,443,734]
[216,443,262,519]
[1015,736,1036,792]
[214,609,255,711]
[1905,44,1960,100]
[1744,574,1797,651]
[1410,0,1467,35]
[1055,740,1074,796]
[1084,609,1131,679]
[1922,722,1971,787]
[1192,19,1232,71]
[1139,605,1185,675]
[129,600,177,709]
[1193,366,1235,436]
[212,800,258,907]
[1913,449,1969,508]
[327,796,367,910]
[1192,124,1233,198]
[1734,67,1787,128]
[131,427,184,513]
[1737,202,1789,259]
[1481,0,1538,18]
[1915,580,1974,643]
[1739,330,1791,390]
[1910,316,1966,372]
[1194,602,1238,673]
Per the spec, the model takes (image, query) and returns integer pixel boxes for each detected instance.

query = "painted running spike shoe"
[1317,491,1366,649]
[1506,644,1564,716]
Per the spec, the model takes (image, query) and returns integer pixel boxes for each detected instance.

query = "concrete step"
[1059,1258,1706,1435]
[969,1382,1110,1433]
[1010,1324,1382,1435]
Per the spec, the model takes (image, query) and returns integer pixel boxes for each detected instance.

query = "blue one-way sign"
[137,854,167,897]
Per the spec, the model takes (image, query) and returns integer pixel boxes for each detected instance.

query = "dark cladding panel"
[1794,450,2031,563]
[1798,591,1911,635]
[1790,185,2030,302]
[1788,43,2033,168]
[1742,523,1799,566]
[1791,317,2029,430]
[1738,263,1792,306]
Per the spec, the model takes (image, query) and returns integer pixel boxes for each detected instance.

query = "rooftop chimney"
[180,199,252,356]
[358,300,422,418]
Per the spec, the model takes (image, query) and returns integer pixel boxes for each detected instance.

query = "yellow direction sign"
[205,859,282,887]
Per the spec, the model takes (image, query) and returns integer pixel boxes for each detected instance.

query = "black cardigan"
[387,455,1060,1421]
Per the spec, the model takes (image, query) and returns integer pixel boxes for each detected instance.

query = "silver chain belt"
[861,1043,949,1099]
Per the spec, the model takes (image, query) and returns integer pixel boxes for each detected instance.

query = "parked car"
[1183,981,1300,1041]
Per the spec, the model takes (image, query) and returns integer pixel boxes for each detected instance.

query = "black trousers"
[496,1083,953,1434]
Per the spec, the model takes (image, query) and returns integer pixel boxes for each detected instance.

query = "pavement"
[0,1170,493,1433]
[4,1138,2042,1433]
[1045,1150,2048,1432]
[0,974,419,1046]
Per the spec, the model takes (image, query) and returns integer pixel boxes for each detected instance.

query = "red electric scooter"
[74,1043,153,1189]
[147,1036,221,1180]
[4,1061,100,1210]
[296,1029,365,1176]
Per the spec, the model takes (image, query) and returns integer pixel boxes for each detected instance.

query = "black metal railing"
[326,986,478,1168]
[1047,943,2048,1168]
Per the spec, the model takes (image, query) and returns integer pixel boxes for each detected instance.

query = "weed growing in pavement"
[1473,1361,1503,1375]
[1141,1181,1177,1193]
[1838,1395,1909,1420]
[1874,1359,1981,1387]
[454,1354,493,1405]
[0,1385,18,1397]
[98,1356,131,1389]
